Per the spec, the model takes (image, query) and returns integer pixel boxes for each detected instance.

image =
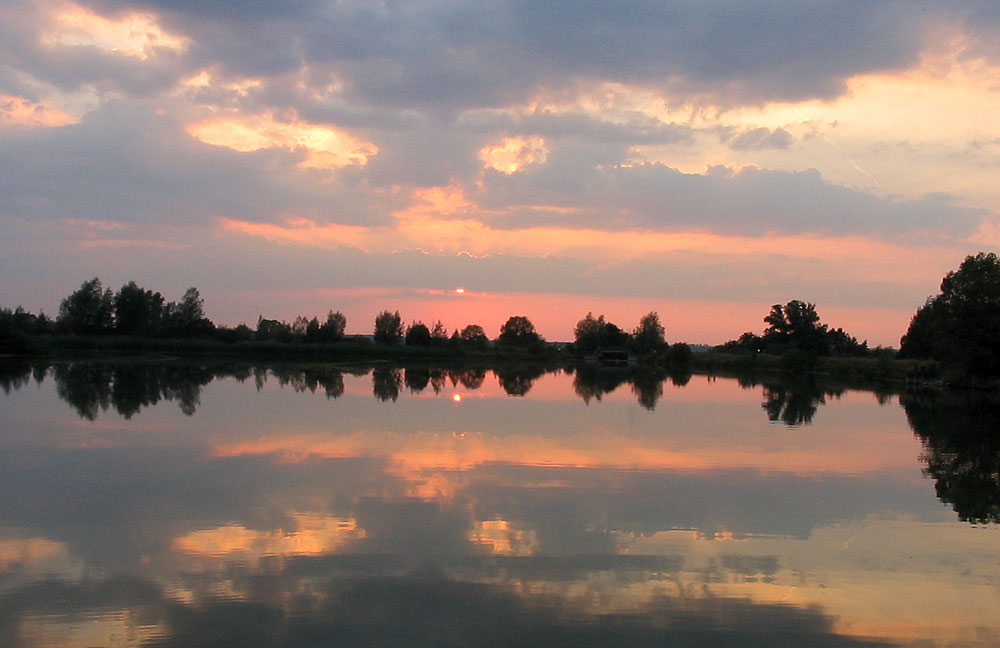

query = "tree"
[573,312,630,353]
[58,278,114,335]
[900,252,1000,377]
[373,310,404,345]
[498,315,542,347]
[430,320,449,345]
[632,311,668,355]
[574,312,606,353]
[291,315,310,337]
[114,281,164,336]
[405,321,432,346]
[719,300,865,358]
[764,300,827,353]
[459,324,488,349]
[320,310,346,342]
[163,287,213,337]
[305,316,321,341]
[256,316,292,341]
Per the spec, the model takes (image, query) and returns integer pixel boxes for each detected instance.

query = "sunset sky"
[1,1,998,345]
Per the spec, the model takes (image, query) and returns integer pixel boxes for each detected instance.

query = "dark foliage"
[903,391,1000,524]
[719,300,867,360]
[900,252,1000,379]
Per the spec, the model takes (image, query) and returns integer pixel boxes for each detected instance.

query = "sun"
[455,287,465,294]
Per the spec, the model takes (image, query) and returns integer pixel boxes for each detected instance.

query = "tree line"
[3,252,1000,379]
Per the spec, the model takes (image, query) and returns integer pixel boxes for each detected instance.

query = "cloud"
[474,161,986,238]
[0,100,390,227]
[726,127,794,150]
[58,0,950,110]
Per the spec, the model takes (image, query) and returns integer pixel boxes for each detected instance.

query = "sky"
[1,1,998,346]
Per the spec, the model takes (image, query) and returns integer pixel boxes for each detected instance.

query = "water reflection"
[0,571,894,648]
[493,364,548,396]
[4,360,1000,646]
[12,359,861,423]
[572,365,691,410]
[51,362,214,419]
[903,391,1000,524]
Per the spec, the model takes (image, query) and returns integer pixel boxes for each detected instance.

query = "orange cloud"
[479,136,548,174]
[41,1,188,59]
[0,94,77,127]
[188,113,377,170]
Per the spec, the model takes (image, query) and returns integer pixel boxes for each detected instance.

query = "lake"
[1,359,999,647]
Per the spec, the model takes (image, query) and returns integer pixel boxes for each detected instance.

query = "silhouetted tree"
[764,300,827,354]
[58,278,114,335]
[574,313,631,353]
[305,316,321,341]
[113,281,164,336]
[291,315,310,337]
[430,320,449,346]
[320,310,347,342]
[720,300,865,358]
[256,317,292,341]
[459,324,489,350]
[163,287,214,337]
[900,252,1000,378]
[405,322,432,346]
[631,311,668,356]
[498,315,542,347]
[374,310,404,345]
[670,342,693,367]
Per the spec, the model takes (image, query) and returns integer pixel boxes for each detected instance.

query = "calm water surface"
[1,360,998,647]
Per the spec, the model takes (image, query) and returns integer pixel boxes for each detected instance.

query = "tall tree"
[405,321,432,346]
[631,311,667,355]
[763,300,828,354]
[498,315,542,347]
[459,324,488,349]
[58,278,114,335]
[373,310,404,345]
[164,287,214,336]
[114,281,164,336]
[320,310,347,341]
[900,252,1000,377]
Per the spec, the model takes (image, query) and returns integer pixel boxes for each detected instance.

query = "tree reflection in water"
[753,378,843,427]
[372,367,403,402]
[52,362,214,419]
[903,391,1000,524]
[572,365,689,410]
[494,365,548,396]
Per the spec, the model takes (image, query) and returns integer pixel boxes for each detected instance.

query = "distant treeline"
[2,252,999,381]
